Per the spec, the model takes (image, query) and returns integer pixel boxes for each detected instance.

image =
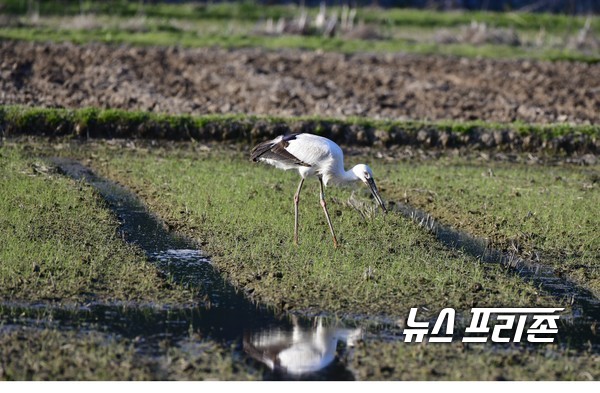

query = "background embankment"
[1,106,598,154]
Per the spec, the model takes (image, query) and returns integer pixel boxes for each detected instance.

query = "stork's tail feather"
[250,140,275,162]
[250,134,312,167]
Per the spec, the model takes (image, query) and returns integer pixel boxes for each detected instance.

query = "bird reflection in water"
[244,316,362,377]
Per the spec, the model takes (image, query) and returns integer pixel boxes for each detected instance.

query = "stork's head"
[351,164,387,213]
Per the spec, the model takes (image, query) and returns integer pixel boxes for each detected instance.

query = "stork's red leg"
[294,178,305,245]
[318,177,339,248]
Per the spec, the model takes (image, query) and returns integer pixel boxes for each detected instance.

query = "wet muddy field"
[1,41,599,124]
[1,156,596,380]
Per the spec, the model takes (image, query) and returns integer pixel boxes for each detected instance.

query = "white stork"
[251,133,386,248]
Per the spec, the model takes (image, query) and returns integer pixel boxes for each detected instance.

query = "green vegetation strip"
[2,106,598,152]
[0,148,192,303]
[2,0,596,34]
[2,1,598,61]
[78,144,565,318]
[3,0,598,61]
[0,26,596,63]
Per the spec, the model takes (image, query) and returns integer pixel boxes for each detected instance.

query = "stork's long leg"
[294,178,305,245]
[318,177,339,248]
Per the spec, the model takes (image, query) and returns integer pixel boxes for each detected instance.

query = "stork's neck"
[342,169,360,183]
[325,168,359,186]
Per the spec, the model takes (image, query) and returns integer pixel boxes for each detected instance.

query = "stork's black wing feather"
[243,332,292,370]
[250,134,311,167]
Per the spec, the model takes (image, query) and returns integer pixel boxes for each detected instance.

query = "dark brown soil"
[1,40,599,124]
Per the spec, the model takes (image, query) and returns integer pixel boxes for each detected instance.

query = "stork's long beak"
[366,178,387,214]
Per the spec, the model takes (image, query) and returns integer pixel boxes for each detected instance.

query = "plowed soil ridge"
[1,41,599,125]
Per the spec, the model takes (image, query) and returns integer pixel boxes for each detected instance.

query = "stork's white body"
[259,134,349,186]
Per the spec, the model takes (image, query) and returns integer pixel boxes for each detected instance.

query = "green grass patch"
[381,157,600,295]
[3,138,598,381]
[360,7,599,34]
[0,327,152,380]
[1,25,597,62]
[0,0,293,22]
[75,144,567,318]
[0,147,193,303]
[351,340,599,380]
[0,326,257,380]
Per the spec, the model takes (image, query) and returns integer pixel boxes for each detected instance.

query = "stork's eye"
[364,172,370,179]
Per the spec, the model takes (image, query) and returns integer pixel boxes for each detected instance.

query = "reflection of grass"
[77,144,563,319]
[0,26,596,62]
[0,149,192,303]
[382,157,600,295]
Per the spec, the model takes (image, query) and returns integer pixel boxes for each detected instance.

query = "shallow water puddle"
[0,301,359,379]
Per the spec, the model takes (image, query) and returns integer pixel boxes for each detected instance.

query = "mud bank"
[1,106,598,154]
